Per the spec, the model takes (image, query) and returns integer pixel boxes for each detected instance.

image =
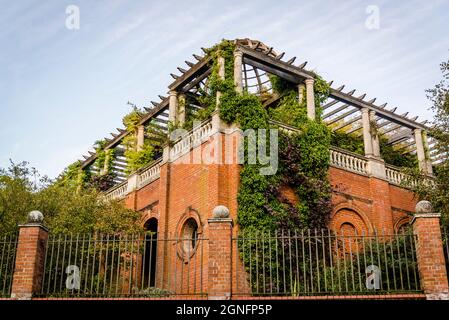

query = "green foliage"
[133,287,172,297]
[379,136,417,168]
[0,161,141,236]
[93,140,115,173]
[195,39,334,295]
[122,106,158,174]
[330,129,417,169]
[124,142,155,174]
[419,58,449,226]
[240,230,419,295]
[201,39,333,234]
[269,75,296,96]
[331,130,364,155]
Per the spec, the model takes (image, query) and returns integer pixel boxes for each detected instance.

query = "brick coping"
[3,293,425,301]
[232,294,426,300]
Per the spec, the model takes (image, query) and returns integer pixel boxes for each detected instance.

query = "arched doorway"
[143,218,158,287]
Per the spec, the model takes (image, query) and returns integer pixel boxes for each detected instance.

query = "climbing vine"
[197,40,333,235]
[122,106,158,174]
[196,40,334,293]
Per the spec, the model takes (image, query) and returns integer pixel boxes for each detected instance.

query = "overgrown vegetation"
[122,106,159,174]
[0,161,141,236]
[330,128,417,168]
[404,58,449,227]
[192,40,334,293]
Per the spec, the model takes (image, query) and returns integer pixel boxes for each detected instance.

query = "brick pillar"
[207,205,233,300]
[412,200,449,300]
[11,211,48,300]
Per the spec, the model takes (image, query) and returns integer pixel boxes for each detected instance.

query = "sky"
[1,0,448,178]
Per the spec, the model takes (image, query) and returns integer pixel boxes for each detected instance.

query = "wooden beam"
[80,100,169,169]
[322,104,350,119]
[332,115,362,131]
[329,88,428,131]
[237,44,314,81]
[168,56,212,90]
[326,108,359,125]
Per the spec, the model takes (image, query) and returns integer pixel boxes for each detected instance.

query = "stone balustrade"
[329,147,368,175]
[103,181,128,201]
[103,120,426,201]
[137,160,161,189]
[170,118,214,160]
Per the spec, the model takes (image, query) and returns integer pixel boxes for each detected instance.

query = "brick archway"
[330,203,374,235]
[394,215,411,234]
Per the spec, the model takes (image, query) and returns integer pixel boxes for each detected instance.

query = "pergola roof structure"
[78,38,444,182]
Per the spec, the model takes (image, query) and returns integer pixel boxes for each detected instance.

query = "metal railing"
[443,227,449,279]
[232,229,421,296]
[0,233,18,297]
[39,233,207,298]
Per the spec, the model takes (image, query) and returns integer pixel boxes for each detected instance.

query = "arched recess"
[394,216,411,234]
[330,203,374,235]
[142,217,158,287]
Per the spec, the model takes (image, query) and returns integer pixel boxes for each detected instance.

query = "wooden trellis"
[78,38,444,189]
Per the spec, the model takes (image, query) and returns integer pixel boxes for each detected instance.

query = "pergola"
[79,38,442,185]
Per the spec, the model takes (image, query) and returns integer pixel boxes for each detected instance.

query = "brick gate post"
[207,205,233,300]
[11,210,48,300]
[412,200,449,300]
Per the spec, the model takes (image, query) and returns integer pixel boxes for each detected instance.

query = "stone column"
[216,56,225,109]
[362,108,373,156]
[233,51,243,94]
[414,129,427,172]
[412,200,449,300]
[168,90,178,124]
[298,83,306,103]
[369,111,380,158]
[11,211,48,300]
[177,94,186,126]
[422,130,433,175]
[137,125,145,152]
[208,205,233,300]
[305,78,315,120]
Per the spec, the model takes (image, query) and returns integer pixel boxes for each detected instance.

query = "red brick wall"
[120,137,420,295]
[329,167,416,234]
[11,225,48,299]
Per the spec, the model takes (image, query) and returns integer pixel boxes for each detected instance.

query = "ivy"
[122,106,158,174]
[198,40,333,235]
[200,41,334,292]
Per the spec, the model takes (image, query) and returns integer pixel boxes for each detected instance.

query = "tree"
[407,58,449,227]
[0,161,141,236]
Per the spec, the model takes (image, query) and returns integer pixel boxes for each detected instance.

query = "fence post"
[412,200,449,300]
[10,211,48,300]
[207,205,233,300]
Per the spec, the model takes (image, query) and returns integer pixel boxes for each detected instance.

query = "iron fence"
[0,233,18,298]
[232,229,421,296]
[443,227,449,279]
[38,232,207,298]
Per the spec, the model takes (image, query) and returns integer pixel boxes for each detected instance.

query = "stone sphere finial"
[212,205,230,218]
[415,200,434,214]
[27,210,44,224]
